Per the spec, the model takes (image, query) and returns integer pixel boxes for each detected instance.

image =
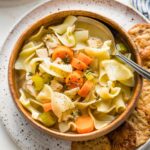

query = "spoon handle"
[116,52,150,80]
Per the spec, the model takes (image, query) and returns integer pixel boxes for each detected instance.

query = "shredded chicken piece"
[87,37,103,48]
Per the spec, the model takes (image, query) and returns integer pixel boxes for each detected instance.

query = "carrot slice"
[77,52,93,65]
[52,45,73,62]
[71,58,87,70]
[42,103,52,112]
[66,71,84,89]
[75,115,94,134]
[78,80,94,97]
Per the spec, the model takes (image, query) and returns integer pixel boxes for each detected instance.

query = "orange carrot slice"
[42,103,52,112]
[78,80,94,97]
[77,52,93,65]
[52,45,73,62]
[75,115,94,134]
[71,58,87,70]
[66,71,84,89]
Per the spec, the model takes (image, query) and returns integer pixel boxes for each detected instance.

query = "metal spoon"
[115,52,150,80]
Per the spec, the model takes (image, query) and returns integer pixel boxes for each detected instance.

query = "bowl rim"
[8,10,142,141]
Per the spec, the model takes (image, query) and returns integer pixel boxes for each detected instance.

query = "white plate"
[0,0,33,6]
[0,0,149,149]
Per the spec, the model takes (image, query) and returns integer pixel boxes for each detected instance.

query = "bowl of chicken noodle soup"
[8,10,142,141]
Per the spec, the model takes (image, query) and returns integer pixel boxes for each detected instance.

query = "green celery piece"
[125,53,131,59]
[116,43,127,53]
[32,75,44,91]
[42,73,52,83]
[84,72,94,80]
[38,112,56,127]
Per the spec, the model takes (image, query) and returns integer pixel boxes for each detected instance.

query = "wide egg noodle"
[95,99,115,113]
[72,42,87,51]
[83,87,97,102]
[36,84,53,103]
[117,83,132,101]
[112,93,126,113]
[36,48,48,58]
[49,62,73,73]
[22,41,35,50]
[51,92,75,121]
[15,42,35,70]
[75,16,115,43]
[84,40,111,59]
[19,42,44,57]
[119,76,135,87]
[98,68,109,86]
[39,63,66,78]
[28,57,44,73]
[96,82,121,100]
[15,52,35,71]
[15,42,43,71]
[49,15,77,35]
[74,30,89,42]
[74,99,100,110]
[39,60,72,78]
[50,79,63,92]
[72,29,89,51]
[55,25,76,47]
[23,80,37,98]
[64,87,80,99]
[19,89,40,119]
[88,108,115,129]
[43,34,60,49]
[58,121,77,133]
[101,59,133,81]
[29,26,48,41]
[99,86,121,100]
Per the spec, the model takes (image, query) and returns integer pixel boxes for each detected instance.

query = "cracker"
[127,110,150,147]
[128,24,150,60]
[128,24,150,147]
[136,79,150,123]
[108,122,136,150]
[128,24,150,123]
[71,136,111,150]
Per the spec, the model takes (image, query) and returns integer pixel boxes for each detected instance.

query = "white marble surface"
[0,0,136,150]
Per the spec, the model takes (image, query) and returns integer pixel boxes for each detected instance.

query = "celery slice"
[42,73,52,83]
[32,75,44,91]
[38,112,56,127]
[84,72,94,80]
[125,53,131,59]
[116,43,127,53]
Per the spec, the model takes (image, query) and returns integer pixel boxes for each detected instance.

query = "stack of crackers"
[72,24,150,150]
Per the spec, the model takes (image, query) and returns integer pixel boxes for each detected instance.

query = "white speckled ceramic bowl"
[8,10,142,141]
